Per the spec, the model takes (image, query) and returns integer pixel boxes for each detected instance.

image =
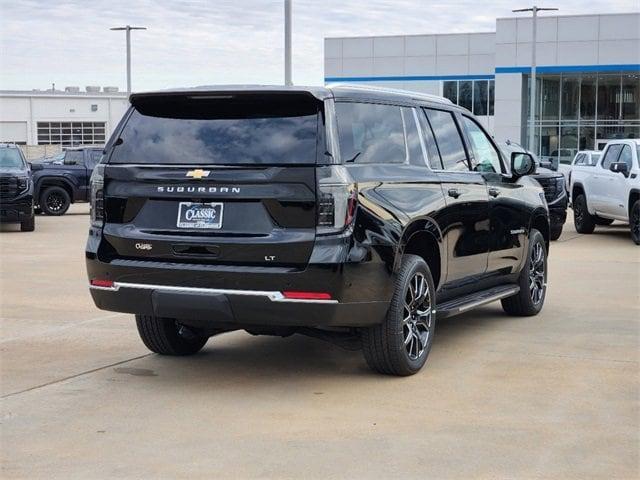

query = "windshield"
[110,95,321,165]
[0,148,26,169]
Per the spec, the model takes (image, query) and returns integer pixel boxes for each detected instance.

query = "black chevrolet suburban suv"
[0,144,35,231]
[87,85,549,376]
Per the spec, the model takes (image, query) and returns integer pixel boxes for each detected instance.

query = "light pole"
[110,25,147,95]
[512,6,558,153]
[284,0,293,86]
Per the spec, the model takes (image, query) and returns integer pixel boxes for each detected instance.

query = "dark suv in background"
[31,147,103,215]
[500,141,567,240]
[87,85,549,376]
[0,144,35,231]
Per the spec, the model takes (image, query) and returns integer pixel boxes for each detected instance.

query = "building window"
[442,79,495,116]
[36,122,106,146]
[525,72,640,162]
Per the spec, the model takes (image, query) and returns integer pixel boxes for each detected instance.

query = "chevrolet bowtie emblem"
[186,169,210,179]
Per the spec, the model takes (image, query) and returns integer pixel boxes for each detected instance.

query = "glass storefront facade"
[443,79,495,117]
[525,72,640,165]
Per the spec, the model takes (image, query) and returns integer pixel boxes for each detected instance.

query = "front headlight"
[539,191,548,209]
[17,176,29,192]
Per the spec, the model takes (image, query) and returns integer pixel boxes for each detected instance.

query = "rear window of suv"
[109,94,320,165]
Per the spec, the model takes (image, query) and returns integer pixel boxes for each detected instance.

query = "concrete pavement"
[1,205,638,479]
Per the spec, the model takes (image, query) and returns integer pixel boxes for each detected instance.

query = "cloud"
[0,0,637,91]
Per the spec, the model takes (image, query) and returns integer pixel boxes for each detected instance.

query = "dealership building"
[0,87,128,156]
[324,12,640,161]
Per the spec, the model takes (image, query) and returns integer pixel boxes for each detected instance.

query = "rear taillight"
[90,279,114,288]
[90,164,105,227]
[316,166,357,235]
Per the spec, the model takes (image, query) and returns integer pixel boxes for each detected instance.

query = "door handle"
[447,188,461,199]
[488,187,500,197]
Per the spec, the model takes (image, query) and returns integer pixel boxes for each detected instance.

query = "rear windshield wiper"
[345,151,362,163]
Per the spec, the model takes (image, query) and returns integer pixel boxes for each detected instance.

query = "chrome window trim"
[89,282,339,304]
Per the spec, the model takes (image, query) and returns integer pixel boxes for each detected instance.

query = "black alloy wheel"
[403,272,433,361]
[631,200,640,245]
[573,194,595,234]
[528,241,546,306]
[501,228,547,316]
[41,186,71,216]
[362,254,436,376]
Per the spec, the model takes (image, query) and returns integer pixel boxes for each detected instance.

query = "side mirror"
[511,152,536,178]
[30,163,44,171]
[610,162,629,177]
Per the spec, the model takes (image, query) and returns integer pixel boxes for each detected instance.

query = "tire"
[501,229,547,316]
[549,225,563,241]
[20,214,35,232]
[361,254,436,376]
[135,315,208,355]
[594,216,614,226]
[630,200,640,245]
[40,186,70,216]
[573,194,595,234]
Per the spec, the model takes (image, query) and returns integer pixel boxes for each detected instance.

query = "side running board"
[437,285,520,319]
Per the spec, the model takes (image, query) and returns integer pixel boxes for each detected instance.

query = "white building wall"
[0,93,129,145]
[325,32,495,129]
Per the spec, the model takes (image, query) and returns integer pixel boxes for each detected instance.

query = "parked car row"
[0,145,103,232]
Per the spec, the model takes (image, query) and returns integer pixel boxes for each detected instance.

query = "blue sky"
[0,0,637,91]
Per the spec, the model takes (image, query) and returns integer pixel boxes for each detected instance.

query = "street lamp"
[284,0,293,86]
[512,6,558,152]
[110,25,147,95]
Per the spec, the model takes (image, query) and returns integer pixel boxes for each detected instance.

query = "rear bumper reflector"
[89,281,338,304]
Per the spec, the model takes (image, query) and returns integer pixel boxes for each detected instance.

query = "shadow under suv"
[86,85,549,376]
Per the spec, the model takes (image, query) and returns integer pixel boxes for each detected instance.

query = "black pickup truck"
[31,147,103,215]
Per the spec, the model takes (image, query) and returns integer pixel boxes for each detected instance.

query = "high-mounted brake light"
[281,291,333,300]
[90,279,114,288]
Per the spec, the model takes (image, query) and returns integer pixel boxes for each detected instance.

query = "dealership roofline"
[0,90,128,98]
[325,11,639,40]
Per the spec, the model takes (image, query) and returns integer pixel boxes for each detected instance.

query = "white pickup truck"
[569,139,640,245]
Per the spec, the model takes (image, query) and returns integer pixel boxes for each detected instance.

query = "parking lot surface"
[1,205,638,479]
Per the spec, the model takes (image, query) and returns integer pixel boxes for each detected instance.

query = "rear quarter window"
[335,102,407,164]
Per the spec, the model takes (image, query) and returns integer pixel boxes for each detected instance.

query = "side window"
[416,110,442,169]
[423,108,469,171]
[335,102,407,164]
[574,154,585,165]
[618,145,633,169]
[64,150,83,165]
[86,150,102,169]
[461,116,503,174]
[401,107,426,166]
[601,144,622,169]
